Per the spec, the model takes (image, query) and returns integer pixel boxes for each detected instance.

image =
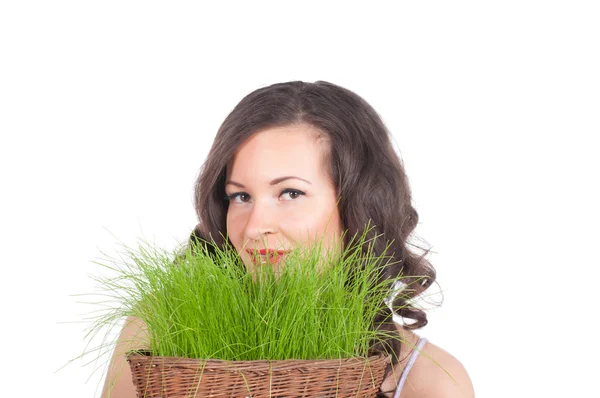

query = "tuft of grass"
[87,225,411,361]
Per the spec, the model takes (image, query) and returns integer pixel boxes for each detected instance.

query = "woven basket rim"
[126,349,390,397]
[126,349,390,365]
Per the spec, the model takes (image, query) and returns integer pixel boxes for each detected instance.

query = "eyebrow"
[225,176,312,188]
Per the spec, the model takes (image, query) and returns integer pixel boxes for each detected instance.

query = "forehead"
[226,125,328,180]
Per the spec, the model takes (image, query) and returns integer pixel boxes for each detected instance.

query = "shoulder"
[379,324,475,398]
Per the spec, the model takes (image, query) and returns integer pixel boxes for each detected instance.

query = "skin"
[225,124,343,274]
[100,123,475,397]
[379,325,475,397]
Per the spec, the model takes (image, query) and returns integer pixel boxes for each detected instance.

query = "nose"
[243,199,278,245]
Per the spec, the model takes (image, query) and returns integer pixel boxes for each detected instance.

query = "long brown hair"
[190,80,437,374]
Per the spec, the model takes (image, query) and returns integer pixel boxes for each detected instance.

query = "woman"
[101,81,474,397]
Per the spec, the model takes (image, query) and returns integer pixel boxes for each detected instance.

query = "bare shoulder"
[101,316,149,398]
[379,324,475,398]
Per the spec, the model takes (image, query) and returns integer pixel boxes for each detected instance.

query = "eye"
[225,192,251,203]
[280,189,305,201]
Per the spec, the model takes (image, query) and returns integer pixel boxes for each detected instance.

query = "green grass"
[87,226,408,361]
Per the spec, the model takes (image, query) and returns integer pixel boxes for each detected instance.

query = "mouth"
[245,249,289,266]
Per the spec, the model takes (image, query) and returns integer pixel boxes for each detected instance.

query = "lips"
[246,249,289,265]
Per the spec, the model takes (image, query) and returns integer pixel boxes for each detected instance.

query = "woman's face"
[225,124,343,273]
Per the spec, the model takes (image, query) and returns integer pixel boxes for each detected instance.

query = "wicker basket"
[126,350,390,397]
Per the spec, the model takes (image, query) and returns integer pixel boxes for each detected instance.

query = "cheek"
[227,210,253,270]
[282,203,340,245]
[226,210,243,248]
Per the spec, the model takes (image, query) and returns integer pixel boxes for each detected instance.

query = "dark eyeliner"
[224,192,248,201]
[280,188,306,197]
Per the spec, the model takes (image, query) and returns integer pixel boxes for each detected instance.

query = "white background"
[1,1,598,397]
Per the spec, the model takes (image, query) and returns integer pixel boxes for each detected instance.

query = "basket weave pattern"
[127,351,390,397]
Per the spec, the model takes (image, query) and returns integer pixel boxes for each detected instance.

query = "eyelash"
[224,188,306,203]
